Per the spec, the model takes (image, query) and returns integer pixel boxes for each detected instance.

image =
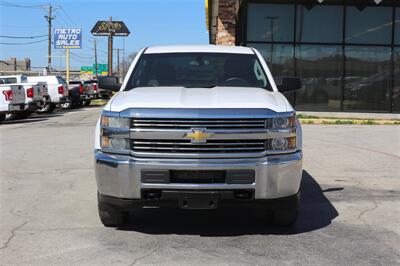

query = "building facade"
[207,0,400,113]
[0,58,31,72]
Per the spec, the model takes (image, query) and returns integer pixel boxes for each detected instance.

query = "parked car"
[82,80,99,106]
[26,75,69,113]
[0,74,49,119]
[95,79,113,99]
[94,45,303,227]
[61,80,85,109]
[0,84,26,123]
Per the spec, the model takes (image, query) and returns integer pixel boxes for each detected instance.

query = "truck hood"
[107,86,291,113]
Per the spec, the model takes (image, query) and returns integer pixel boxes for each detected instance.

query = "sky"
[0,0,209,70]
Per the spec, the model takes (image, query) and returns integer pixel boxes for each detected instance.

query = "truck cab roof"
[144,45,255,55]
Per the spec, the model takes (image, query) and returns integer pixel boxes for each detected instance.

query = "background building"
[0,58,31,72]
[206,0,400,113]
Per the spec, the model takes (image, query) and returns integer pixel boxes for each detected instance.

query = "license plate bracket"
[178,192,219,209]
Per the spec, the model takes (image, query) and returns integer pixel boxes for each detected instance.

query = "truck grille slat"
[131,139,266,154]
[132,118,266,130]
[130,118,272,158]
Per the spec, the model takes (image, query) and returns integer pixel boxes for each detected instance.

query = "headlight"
[270,137,296,151]
[272,115,296,129]
[101,136,130,150]
[100,114,130,151]
[271,137,288,149]
[101,116,130,128]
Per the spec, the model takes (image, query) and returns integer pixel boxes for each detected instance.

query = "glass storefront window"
[296,5,343,43]
[393,48,400,112]
[247,3,294,42]
[248,43,294,76]
[345,6,392,45]
[395,8,400,45]
[295,45,342,111]
[249,43,295,104]
[344,47,391,112]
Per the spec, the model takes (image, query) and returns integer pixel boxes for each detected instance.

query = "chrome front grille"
[132,139,266,154]
[132,118,267,130]
[127,116,296,158]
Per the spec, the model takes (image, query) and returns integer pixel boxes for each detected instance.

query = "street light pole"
[94,39,98,80]
[45,4,55,73]
[107,16,114,76]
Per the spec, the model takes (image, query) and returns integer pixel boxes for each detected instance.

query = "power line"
[0,1,47,9]
[0,38,48,45]
[70,52,93,59]
[0,34,47,39]
[0,24,46,29]
[59,6,76,27]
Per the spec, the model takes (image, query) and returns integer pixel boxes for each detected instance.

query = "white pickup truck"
[0,84,26,123]
[94,45,303,227]
[27,75,69,113]
[0,75,49,119]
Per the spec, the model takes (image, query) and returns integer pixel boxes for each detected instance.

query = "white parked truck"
[94,45,303,227]
[27,75,69,112]
[0,75,49,119]
[0,84,26,123]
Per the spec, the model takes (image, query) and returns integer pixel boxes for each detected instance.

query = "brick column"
[215,0,238,45]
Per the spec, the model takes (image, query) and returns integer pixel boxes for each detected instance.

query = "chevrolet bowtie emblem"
[185,129,212,143]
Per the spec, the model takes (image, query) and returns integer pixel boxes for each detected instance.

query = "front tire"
[82,99,91,106]
[5,113,16,120]
[98,193,128,227]
[37,103,56,113]
[60,101,72,109]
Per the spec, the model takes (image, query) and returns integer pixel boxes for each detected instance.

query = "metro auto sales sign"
[54,28,82,49]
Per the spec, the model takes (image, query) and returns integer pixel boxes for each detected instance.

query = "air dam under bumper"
[95,150,303,200]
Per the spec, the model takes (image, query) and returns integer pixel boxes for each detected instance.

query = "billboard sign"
[91,21,130,36]
[80,64,108,77]
[54,28,82,49]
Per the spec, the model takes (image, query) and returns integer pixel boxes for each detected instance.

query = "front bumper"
[95,150,303,200]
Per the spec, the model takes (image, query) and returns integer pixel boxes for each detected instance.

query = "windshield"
[0,77,17,84]
[126,52,271,91]
[57,76,66,85]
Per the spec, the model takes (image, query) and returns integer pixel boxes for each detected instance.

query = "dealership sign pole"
[54,28,82,83]
[91,18,130,78]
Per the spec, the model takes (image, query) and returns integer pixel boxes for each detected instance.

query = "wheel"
[101,94,111,100]
[5,113,16,120]
[0,113,5,123]
[98,194,127,227]
[60,101,72,109]
[82,99,91,106]
[37,103,55,113]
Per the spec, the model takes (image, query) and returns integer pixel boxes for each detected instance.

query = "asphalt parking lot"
[1,107,399,265]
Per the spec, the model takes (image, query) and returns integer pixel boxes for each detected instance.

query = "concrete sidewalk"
[297,111,400,120]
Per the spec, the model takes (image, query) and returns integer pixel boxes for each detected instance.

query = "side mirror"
[275,77,302,93]
[98,76,121,92]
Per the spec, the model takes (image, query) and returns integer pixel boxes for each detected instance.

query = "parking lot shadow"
[1,117,49,125]
[119,170,339,236]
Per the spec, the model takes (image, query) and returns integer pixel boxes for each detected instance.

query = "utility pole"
[107,16,114,76]
[45,5,55,73]
[116,48,120,82]
[94,39,98,80]
[66,49,70,84]
[113,48,124,82]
